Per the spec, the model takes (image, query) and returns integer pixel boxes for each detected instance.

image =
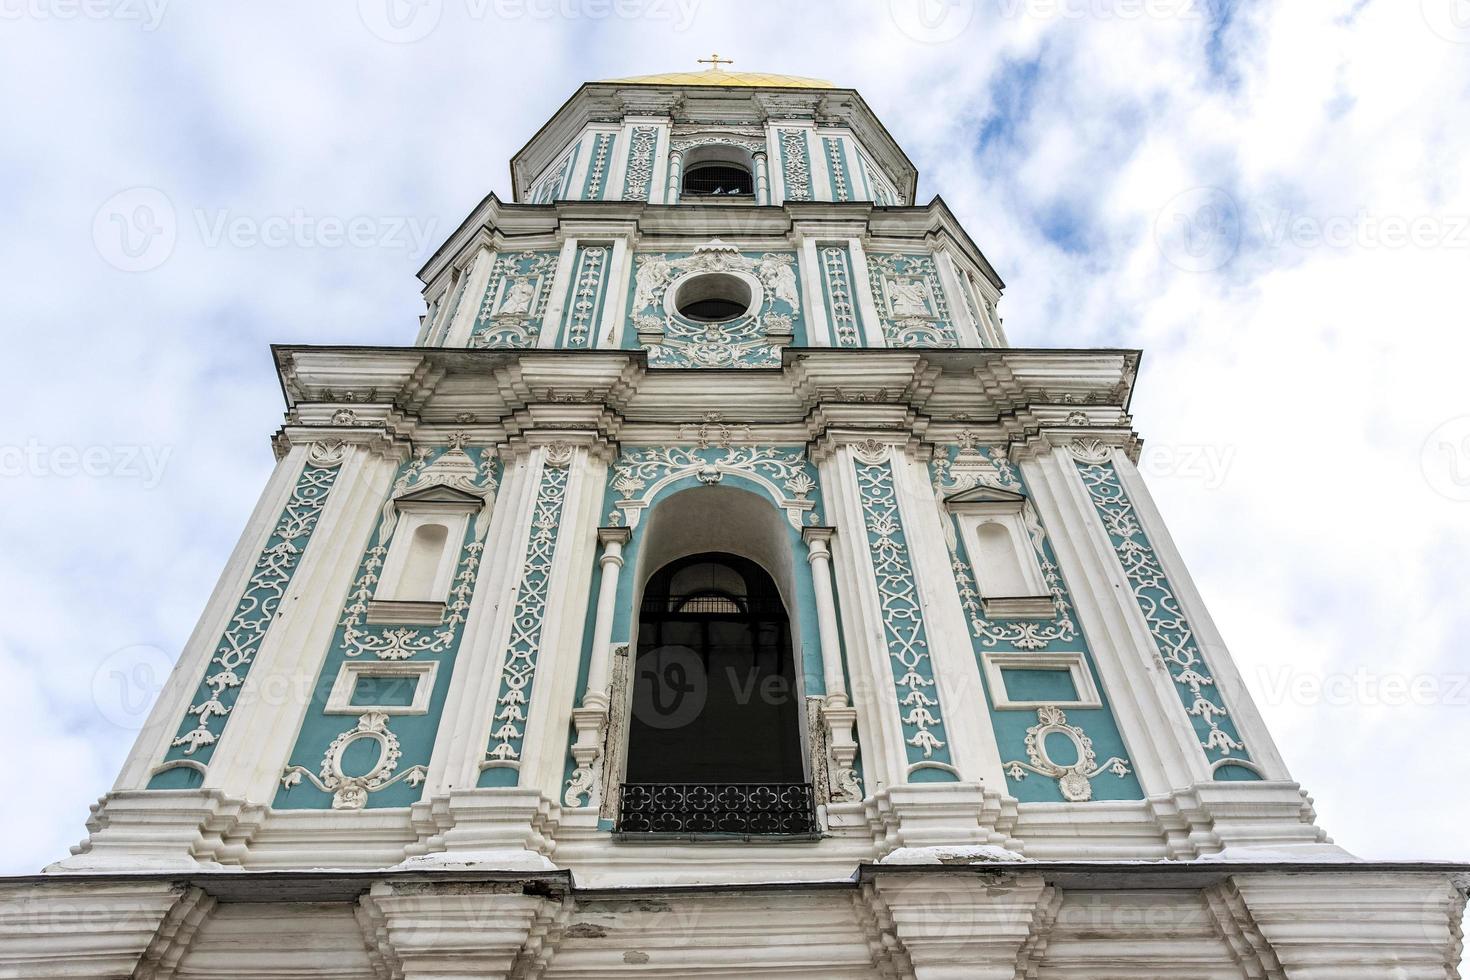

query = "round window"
[673,273,753,323]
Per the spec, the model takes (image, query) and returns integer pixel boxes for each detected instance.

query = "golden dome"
[602,69,836,89]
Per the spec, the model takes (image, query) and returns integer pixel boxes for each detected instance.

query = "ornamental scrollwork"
[853,456,950,766]
[820,244,861,347]
[161,456,342,764]
[931,439,1078,650]
[482,461,571,769]
[778,129,812,202]
[561,245,609,349]
[469,250,560,349]
[1075,459,1251,764]
[630,244,802,369]
[604,445,822,531]
[341,438,497,661]
[280,711,427,810]
[823,137,850,202]
[564,764,596,808]
[1002,706,1131,802]
[621,126,659,200]
[670,134,765,154]
[867,252,959,348]
[583,132,615,200]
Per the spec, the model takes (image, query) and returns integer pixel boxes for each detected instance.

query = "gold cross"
[697,53,734,71]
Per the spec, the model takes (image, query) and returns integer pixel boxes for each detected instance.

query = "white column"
[753,151,770,205]
[584,527,631,707]
[798,236,831,347]
[848,237,888,348]
[443,246,493,348]
[665,148,683,205]
[802,526,847,706]
[536,237,580,349]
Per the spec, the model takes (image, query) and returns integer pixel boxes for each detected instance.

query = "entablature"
[272,345,1141,458]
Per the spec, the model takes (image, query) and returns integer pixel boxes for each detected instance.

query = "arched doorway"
[617,551,816,836]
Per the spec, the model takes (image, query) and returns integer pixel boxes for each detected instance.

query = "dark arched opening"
[618,552,816,836]
[682,161,754,198]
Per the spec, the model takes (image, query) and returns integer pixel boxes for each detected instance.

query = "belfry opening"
[615,485,816,835]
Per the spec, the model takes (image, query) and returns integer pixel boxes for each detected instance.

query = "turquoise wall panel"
[817,243,863,348]
[274,442,500,810]
[580,132,617,201]
[777,129,813,202]
[621,126,658,201]
[478,454,571,786]
[866,252,960,348]
[1000,667,1079,704]
[930,443,1144,803]
[822,136,851,202]
[557,243,613,349]
[852,449,957,781]
[469,249,562,349]
[624,250,807,367]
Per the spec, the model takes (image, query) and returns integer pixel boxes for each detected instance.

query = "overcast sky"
[2,0,1468,882]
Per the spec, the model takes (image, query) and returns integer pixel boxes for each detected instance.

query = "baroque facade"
[5,65,1464,978]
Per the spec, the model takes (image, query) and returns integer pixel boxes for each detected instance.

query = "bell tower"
[9,61,1463,979]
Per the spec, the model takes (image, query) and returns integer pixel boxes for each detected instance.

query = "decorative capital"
[850,438,893,465]
[1067,437,1114,465]
[307,440,348,468]
[543,441,576,468]
[801,525,836,553]
[597,526,633,548]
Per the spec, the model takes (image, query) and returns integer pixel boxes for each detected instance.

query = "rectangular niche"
[326,661,439,715]
[981,652,1102,710]
[366,495,478,624]
[947,487,1057,620]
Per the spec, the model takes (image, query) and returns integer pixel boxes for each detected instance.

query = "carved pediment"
[944,484,1027,509]
[394,484,485,508]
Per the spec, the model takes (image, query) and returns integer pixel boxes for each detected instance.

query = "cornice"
[271,345,1144,457]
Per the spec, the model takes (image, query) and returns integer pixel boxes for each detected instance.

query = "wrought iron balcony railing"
[616,782,818,837]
